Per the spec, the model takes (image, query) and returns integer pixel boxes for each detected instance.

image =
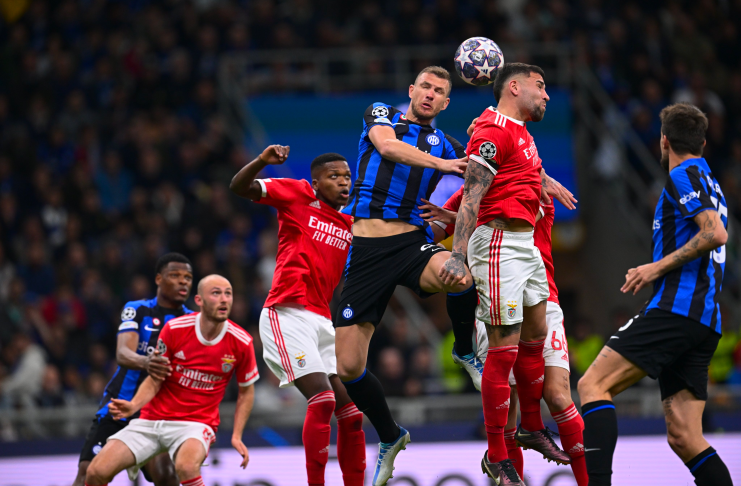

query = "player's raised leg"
[331,375,366,486]
[172,438,209,486]
[84,439,138,486]
[577,346,645,486]
[336,322,408,486]
[420,251,482,389]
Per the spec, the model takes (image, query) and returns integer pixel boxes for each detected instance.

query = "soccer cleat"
[481,452,526,485]
[372,426,411,486]
[452,349,484,391]
[514,425,571,465]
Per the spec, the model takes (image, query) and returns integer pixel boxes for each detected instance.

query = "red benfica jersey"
[256,178,353,320]
[442,188,558,304]
[140,313,259,429]
[466,107,542,227]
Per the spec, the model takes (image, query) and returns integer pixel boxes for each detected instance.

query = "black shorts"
[336,230,444,327]
[606,308,720,401]
[79,415,156,482]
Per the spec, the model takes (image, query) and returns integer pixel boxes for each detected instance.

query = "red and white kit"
[439,192,569,373]
[255,178,353,386]
[465,107,549,326]
[109,313,259,478]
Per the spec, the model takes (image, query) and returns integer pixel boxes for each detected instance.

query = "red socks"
[304,391,336,486]
[553,404,588,486]
[182,477,204,486]
[513,340,545,432]
[482,345,518,463]
[336,402,366,486]
[504,427,524,478]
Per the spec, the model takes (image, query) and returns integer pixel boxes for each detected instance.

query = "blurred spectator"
[376,347,406,397]
[567,318,604,380]
[1,333,46,409]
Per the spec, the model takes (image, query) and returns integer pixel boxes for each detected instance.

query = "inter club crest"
[295,352,307,369]
[221,355,236,373]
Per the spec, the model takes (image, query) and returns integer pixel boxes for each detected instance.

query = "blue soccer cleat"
[452,349,484,391]
[372,426,411,486]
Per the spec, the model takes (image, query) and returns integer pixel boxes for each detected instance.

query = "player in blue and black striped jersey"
[336,66,480,486]
[578,104,733,486]
[73,253,194,486]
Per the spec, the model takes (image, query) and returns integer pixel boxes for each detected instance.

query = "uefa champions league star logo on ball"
[454,37,504,86]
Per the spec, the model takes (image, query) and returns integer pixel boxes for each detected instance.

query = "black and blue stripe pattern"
[343,102,465,230]
[647,158,727,333]
[96,297,192,419]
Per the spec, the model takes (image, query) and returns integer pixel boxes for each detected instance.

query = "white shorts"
[474,301,570,385]
[468,226,549,326]
[260,305,337,388]
[108,419,215,481]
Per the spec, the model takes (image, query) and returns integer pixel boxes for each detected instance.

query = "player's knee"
[149,460,178,486]
[576,375,595,401]
[336,360,364,382]
[175,461,201,482]
[85,460,109,485]
[543,384,572,412]
[73,461,89,486]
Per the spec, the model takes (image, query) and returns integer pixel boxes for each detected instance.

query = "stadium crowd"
[1,0,741,439]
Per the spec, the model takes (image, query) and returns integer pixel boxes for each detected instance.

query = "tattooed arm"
[540,168,577,209]
[621,209,727,294]
[438,161,495,285]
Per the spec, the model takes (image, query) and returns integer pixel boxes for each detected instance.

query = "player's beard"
[528,99,545,122]
[660,150,670,172]
[410,100,439,125]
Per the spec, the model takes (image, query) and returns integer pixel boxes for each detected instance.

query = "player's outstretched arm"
[117,334,171,380]
[369,125,467,174]
[231,384,255,469]
[540,168,577,209]
[440,162,494,285]
[229,145,290,200]
[419,198,457,244]
[109,376,163,420]
[621,209,727,295]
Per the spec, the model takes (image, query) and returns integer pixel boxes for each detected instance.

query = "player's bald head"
[197,274,231,296]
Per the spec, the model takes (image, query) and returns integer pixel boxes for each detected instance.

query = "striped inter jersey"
[343,102,465,234]
[647,157,727,333]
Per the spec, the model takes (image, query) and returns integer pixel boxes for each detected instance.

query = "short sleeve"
[237,338,260,387]
[118,302,142,334]
[255,178,314,207]
[443,134,466,160]
[668,166,716,219]
[363,103,397,132]
[466,126,509,175]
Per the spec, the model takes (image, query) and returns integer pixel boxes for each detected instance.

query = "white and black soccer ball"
[454,37,504,86]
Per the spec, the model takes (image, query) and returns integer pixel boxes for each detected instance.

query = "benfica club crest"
[506,300,517,318]
[295,352,307,368]
[221,355,236,373]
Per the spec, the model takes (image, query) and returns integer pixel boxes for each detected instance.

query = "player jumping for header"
[578,104,733,486]
[439,63,576,486]
[84,275,259,486]
[230,145,366,486]
[336,66,480,486]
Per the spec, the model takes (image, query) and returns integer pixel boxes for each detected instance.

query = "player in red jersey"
[424,189,587,485]
[439,63,576,485]
[230,145,366,486]
[84,275,259,486]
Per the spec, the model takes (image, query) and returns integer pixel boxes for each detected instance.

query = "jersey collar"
[195,313,229,346]
[487,106,525,126]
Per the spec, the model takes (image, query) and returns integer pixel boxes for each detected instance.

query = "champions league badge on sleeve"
[157,338,167,354]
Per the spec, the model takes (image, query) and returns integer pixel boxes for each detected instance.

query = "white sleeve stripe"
[239,374,260,386]
[432,220,447,230]
[469,154,498,175]
[256,179,267,198]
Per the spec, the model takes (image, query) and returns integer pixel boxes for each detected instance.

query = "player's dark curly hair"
[659,103,708,156]
[492,63,546,102]
[310,152,347,174]
[155,252,192,274]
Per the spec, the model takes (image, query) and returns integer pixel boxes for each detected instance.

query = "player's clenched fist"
[108,398,136,420]
[144,350,171,381]
[439,253,468,286]
[258,144,290,165]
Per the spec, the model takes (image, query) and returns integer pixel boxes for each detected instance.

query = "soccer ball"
[454,37,504,86]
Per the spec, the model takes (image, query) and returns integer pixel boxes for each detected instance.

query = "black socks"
[686,447,733,486]
[582,400,617,486]
[447,284,478,357]
[342,369,400,444]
